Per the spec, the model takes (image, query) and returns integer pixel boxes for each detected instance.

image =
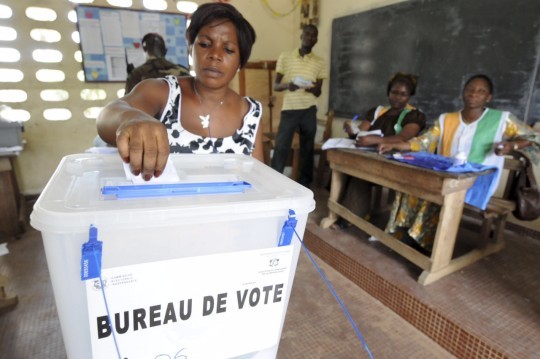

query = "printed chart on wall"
[76,5,188,82]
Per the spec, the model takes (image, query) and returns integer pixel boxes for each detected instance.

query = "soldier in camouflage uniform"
[125,33,190,94]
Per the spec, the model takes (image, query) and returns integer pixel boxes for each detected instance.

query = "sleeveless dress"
[159,75,262,155]
[339,104,426,224]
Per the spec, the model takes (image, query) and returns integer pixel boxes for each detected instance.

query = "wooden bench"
[462,156,524,248]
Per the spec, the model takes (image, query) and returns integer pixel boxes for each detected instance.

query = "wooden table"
[320,149,498,285]
[0,156,25,240]
[0,155,21,313]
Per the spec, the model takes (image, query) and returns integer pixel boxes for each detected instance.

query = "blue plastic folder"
[102,181,252,199]
[391,152,499,210]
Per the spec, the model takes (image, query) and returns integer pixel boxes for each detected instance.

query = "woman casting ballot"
[96,3,263,181]
[378,74,540,254]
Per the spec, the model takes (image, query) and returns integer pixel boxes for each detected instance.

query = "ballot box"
[30,153,314,359]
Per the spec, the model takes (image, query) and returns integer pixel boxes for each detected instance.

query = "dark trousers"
[271,106,317,187]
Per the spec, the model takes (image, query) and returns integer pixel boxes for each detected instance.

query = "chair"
[462,156,524,247]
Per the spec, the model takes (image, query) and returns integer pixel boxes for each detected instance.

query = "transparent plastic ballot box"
[30,153,315,359]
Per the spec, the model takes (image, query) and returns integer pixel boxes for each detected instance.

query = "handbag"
[509,151,540,221]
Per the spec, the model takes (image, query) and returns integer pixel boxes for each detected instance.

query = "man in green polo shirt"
[271,24,327,188]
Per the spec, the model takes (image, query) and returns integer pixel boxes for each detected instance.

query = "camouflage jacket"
[125,58,190,93]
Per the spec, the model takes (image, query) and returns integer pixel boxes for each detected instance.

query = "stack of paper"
[356,129,383,137]
[321,138,356,150]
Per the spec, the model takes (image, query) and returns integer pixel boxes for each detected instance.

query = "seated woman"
[332,72,427,229]
[379,74,540,254]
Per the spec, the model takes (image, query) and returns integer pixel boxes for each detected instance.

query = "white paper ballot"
[123,157,180,184]
[292,76,313,88]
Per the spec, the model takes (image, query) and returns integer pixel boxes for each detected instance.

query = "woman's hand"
[378,141,411,154]
[356,135,380,147]
[96,79,170,181]
[378,143,396,154]
[494,141,519,156]
[116,116,170,181]
[343,120,355,137]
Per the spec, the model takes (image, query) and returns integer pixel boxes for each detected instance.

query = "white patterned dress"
[160,75,262,155]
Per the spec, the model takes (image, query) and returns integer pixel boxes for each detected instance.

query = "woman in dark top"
[332,72,427,229]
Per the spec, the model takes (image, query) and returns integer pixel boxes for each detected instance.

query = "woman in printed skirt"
[379,74,540,254]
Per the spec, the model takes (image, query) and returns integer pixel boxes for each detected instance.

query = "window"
[44,108,72,121]
[36,69,65,82]
[72,31,80,44]
[106,0,132,7]
[30,28,61,43]
[77,70,85,82]
[0,26,16,41]
[0,90,27,103]
[143,0,167,11]
[177,1,198,14]
[0,48,21,62]
[33,49,63,63]
[81,89,106,101]
[40,90,69,102]
[8,0,133,129]
[74,51,82,63]
[0,4,12,19]
[84,107,103,119]
[67,10,77,23]
[0,107,30,122]
[0,69,24,82]
[25,7,57,22]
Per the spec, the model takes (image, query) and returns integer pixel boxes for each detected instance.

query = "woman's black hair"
[186,3,256,68]
[387,72,418,96]
[464,74,494,94]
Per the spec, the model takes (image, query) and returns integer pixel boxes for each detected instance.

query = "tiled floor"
[304,187,540,359]
[1,186,539,358]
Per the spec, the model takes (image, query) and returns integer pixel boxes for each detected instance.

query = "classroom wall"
[5,0,539,231]
[6,0,402,195]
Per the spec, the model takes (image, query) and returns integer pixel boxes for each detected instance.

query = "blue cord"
[93,251,123,359]
[294,229,375,359]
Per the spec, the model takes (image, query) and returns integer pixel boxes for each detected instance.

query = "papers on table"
[321,138,377,152]
[321,138,355,150]
[356,129,383,138]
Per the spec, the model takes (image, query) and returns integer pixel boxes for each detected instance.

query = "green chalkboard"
[329,0,540,124]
